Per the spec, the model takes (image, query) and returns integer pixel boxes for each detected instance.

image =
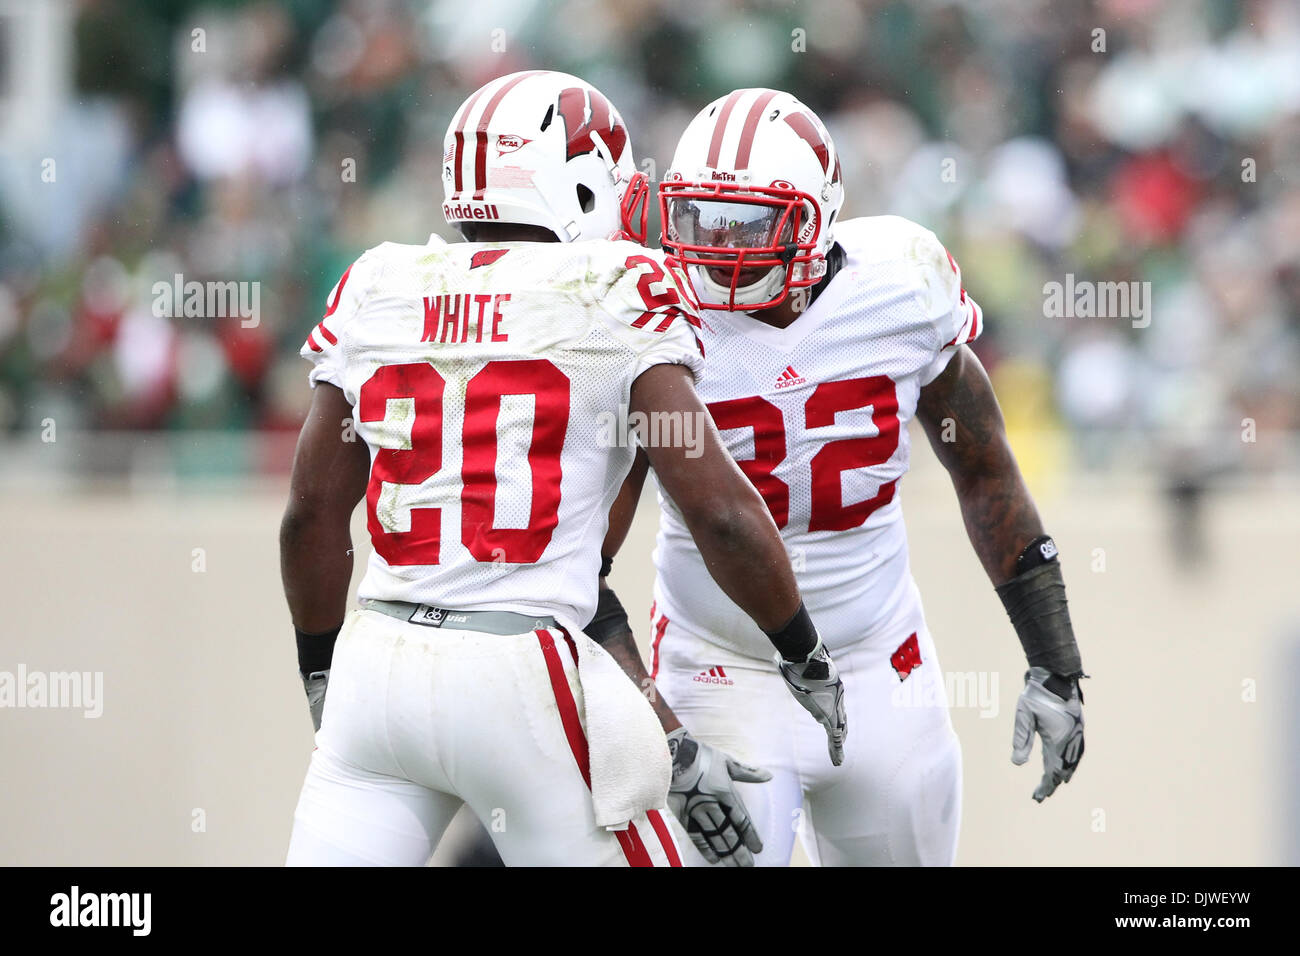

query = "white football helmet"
[660,89,844,310]
[442,70,648,243]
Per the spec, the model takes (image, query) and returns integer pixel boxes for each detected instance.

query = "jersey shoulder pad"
[300,246,389,387]
[591,240,701,333]
[588,240,705,380]
[836,215,982,351]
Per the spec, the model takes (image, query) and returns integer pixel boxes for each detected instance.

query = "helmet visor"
[666,199,794,251]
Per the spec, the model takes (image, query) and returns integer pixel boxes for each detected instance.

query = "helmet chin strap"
[689,242,845,312]
[693,262,786,308]
[805,241,846,309]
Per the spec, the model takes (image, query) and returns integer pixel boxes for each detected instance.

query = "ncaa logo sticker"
[496,134,531,156]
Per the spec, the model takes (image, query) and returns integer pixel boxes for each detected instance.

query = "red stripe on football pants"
[535,629,673,866]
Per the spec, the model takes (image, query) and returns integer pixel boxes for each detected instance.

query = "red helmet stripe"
[706,91,745,169]
[472,71,544,200]
[782,111,829,172]
[449,86,488,200]
[733,90,779,170]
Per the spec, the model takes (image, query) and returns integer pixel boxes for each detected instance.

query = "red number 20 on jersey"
[358,359,570,566]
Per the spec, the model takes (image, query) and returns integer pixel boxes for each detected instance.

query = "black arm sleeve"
[585,583,631,645]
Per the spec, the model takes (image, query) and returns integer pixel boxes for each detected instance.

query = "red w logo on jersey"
[557,87,628,163]
[470,249,510,269]
[890,632,922,680]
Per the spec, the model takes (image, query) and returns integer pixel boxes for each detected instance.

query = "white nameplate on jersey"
[408,605,471,628]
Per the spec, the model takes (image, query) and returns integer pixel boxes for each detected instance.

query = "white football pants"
[286,608,680,866]
[654,620,962,866]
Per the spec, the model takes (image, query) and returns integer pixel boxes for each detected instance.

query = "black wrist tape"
[600,555,613,577]
[995,557,1083,678]
[764,601,819,662]
[296,624,341,678]
[1015,535,1060,575]
[585,584,631,645]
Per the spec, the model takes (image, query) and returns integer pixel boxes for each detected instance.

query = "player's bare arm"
[580,364,847,863]
[592,450,679,731]
[916,345,1086,802]
[915,346,1044,584]
[280,381,369,731]
[591,448,778,865]
[630,364,803,631]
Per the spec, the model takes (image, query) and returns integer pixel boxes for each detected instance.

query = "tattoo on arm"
[916,347,1044,585]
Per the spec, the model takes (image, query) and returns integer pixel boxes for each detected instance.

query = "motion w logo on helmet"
[783,109,842,186]
[557,88,628,163]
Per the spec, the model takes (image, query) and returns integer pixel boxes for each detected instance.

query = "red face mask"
[659,180,823,310]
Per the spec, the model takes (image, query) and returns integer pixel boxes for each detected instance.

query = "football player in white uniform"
[597,89,1086,866]
[279,73,847,867]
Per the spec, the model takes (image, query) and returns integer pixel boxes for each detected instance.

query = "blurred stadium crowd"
[2,0,1298,486]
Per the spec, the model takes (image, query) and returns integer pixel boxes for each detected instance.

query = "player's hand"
[1011,667,1084,802]
[777,640,847,766]
[666,728,772,866]
[302,670,329,733]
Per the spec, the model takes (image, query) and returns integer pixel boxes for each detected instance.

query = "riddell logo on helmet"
[710,170,737,182]
[443,202,501,221]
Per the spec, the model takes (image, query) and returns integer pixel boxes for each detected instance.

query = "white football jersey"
[302,236,703,627]
[653,215,983,658]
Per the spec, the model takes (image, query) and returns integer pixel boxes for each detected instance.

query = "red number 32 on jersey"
[707,375,900,531]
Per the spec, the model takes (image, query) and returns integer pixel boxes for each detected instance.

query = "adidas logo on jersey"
[692,666,734,686]
[774,365,806,389]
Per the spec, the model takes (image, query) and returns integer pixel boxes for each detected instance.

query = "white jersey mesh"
[653,215,983,658]
[301,236,703,626]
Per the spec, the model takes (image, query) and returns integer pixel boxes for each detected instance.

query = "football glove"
[1011,666,1084,802]
[777,640,847,767]
[666,727,772,866]
[302,670,329,733]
